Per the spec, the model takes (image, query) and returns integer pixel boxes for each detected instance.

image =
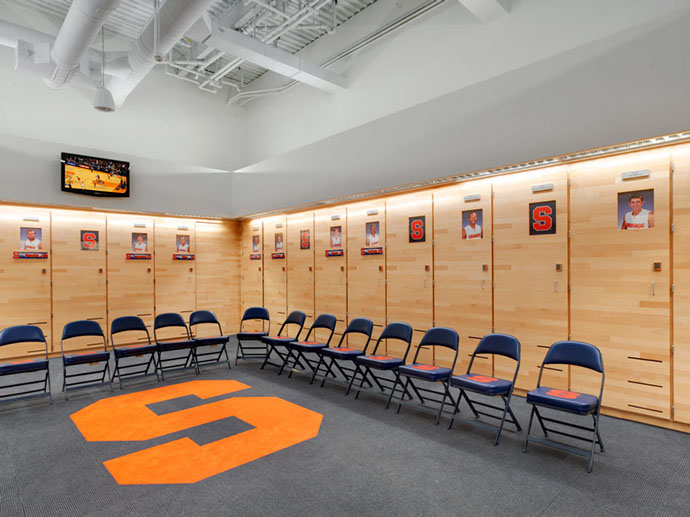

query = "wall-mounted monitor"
[61,152,130,197]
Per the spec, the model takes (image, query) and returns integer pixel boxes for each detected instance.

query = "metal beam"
[458,0,507,24]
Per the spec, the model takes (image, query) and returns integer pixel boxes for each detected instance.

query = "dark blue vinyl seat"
[260,311,306,371]
[280,314,337,378]
[397,364,452,381]
[526,386,599,415]
[356,354,404,370]
[236,307,271,364]
[154,313,199,379]
[0,325,51,404]
[0,358,49,375]
[110,316,159,388]
[60,320,111,397]
[450,374,512,395]
[189,310,232,370]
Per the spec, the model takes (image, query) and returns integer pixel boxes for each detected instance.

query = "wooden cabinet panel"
[0,207,52,358]
[240,220,264,332]
[263,216,287,328]
[287,213,314,326]
[314,208,347,340]
[434,180,493,374]
[154,218,196,319]
[493,167,569,391]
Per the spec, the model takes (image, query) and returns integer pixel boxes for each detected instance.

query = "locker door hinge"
[671,345,674,355]
[671,284,675,293]
[568,283,572,291]
[432,280,435,287]
[568,334,571,340]
[671,224,674,233]
[432,240,435,246]
[492,282,495,289]
[672,405,675,416]
[568,230,571,239]
[491,236,495,243]
[384,279,388,285]
[491,327,495,333]
[568,178,571,187]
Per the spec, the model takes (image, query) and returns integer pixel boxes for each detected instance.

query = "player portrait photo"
[176,234,191,253]
[252,235,260,253]
[274,232,284,252]
[131,232,148,253]
[461,209,483,240]
[300,230,311,250]
[20,227,43,250]
[366,222,380,246]
[618,189,654,230]
[330,226,343,248]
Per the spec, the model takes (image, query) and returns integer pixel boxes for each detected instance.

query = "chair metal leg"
[354,367,370,399]
[494,395,511,446]
[385,372,402,409]
[593,413,605,452]
[260,344,273,370]
[523,406,536,453]
[310,355,325,385]
[448,387,464,430]
[278,348,294,376]
[461,390,480,419]
[436,380,451,425]
[534,407,549,437]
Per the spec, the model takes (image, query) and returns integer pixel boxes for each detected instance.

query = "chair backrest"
[189,310,219,327]
[0,325,47,347]
[543,340,604,373]
[338,317,374,350]
[110,316,151,349]
[371,322,413,360]
[412,327,459,366]
[277,310,307,338]
[241,307,270,322]
[154,313,191,341]
[303,314,337,344]
[474,333,520,361]
[61,320,104,340]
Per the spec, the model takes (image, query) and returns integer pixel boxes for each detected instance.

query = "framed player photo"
[300,230,310,250]
[461,209,483,240]
[20,227,43,250]
[274,232,284,252]
[131,232,148,253]
[176,234,191,253]
[252,235,260,253]
[330,226,343,248]
[80,230,99,251]
[366,221,381,247]
[618,189,654,230]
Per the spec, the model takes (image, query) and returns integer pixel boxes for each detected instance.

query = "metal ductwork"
[43,0,123,89]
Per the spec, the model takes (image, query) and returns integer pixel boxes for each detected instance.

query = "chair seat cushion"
[289,341,327,351]
[237,331,267,340]
[115,344,157,357]
[195,335,230,347]
[527,386,599,415]
[157,339,196,351]
[355,354,404,370]
[0,358,49,374]
[451,373,513,395]
[64,351,110,366]
[398,364,452,381]
[321,347,364,359]
[261,336,296,346]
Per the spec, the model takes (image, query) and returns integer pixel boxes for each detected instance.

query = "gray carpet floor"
[0,339,688,517]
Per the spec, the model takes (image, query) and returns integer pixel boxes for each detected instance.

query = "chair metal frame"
[0,325,52,404]
[153,313,199,380]
[235,307,271,364]
[260,311,306,371]
[280,314,337,378]
[60,320,112,398]
[110,316,160,389]
[189,310,231,370]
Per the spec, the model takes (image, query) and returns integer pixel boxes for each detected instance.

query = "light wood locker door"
[386,192,433,363]
[154,218,196,321]
[314,208,347,342]
[263,216,287,329]
[434,180,493,375]
[287,213,315,327]
[52,211,107,354]
[673,146,690,424]
[241,220,264,332]
[197,221,241,336]
[347,201,386,350]
[493,167,569,391]
[571,151,671,419]
[0,207,51,358]
[106,215,155,346]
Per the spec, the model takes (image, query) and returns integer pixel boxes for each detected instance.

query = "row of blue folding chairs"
[0,310,232,402]
[237,307,605,473]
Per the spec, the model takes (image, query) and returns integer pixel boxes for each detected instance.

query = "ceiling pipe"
[43,0,123,89]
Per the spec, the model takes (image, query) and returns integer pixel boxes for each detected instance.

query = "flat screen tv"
[61,152,130,197]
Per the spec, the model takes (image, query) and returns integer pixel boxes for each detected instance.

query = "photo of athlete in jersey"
[275,233,284,252]
[252,235,260,253]
[20,227,43,250]
[330,226,342,248]
[366,222,380,246]
[461,209,483,240]
[176,234,191,253]
[618,190,654,230]
[132,232,148,252]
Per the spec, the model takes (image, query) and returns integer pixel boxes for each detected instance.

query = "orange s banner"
[71,380,323,485]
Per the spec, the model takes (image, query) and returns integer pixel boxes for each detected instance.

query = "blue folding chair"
[260,311,306,371]
[154,313,198,380]
[189,310,231,370]
[0,325,51,404]
[347,322,414,403]
[236,307,271,364]
[523,340,605,473]
[110,316,159,389]
[447,333,522,445]
[61,320,112,398]
[386,327,459,424]
[280,314,337,378]
[310,317,374,387]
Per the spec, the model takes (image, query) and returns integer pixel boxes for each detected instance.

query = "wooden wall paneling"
[51,210,107,353]
[240,220,264,332]
[0,206,52,358]
[287,212,315,328]
[385,192,433,363]
[314,208,347,343]
[346,200,386,349]
[106,214,155,347]
[493,167,569,391]
[570,150,672,419]
[263,216,288,330]
[673,146,690,424]
[433,180,493,374]
[196,221,241,337]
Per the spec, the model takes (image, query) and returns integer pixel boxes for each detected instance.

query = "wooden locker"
[287,213,315,327]
[570,150,671,419]
[106,214,155,347]
[154,218,196,320]
[493,166,569,391]
[0,206,52,358]
[314,208,347,342]
[673,145,690,424]
[433,180,493,375]
[263,216,287,330]
[347,200,386,350]
[52,210,107,354]
[241,220,264,332]
[385,192,433,363]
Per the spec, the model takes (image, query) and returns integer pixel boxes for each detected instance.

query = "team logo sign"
[71,380,322,485]
[80,230,99,251]
[409,216,426,243]
[300,230,310,250]
[529,201,556,235]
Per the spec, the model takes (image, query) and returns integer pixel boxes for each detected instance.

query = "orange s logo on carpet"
[70,380,323,485]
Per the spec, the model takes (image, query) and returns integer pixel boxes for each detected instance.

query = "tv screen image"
[61,152,130,197]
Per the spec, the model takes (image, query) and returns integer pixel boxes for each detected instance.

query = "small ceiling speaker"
[93,86,116,112]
